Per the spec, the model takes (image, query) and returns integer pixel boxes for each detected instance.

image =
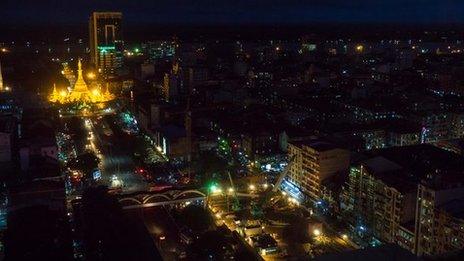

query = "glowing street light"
[209,184,222,194]
[248,184,256,191]
[342,234,348,240]
[313,229,321,237]
[356,44,364,52]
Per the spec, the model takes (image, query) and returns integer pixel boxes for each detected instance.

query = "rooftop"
[292,138,339,152]
[314,244,419,261]
[365,144,464,190]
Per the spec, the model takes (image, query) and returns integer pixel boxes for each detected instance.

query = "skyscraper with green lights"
[89,12,123,78]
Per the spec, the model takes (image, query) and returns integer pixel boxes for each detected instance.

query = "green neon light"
[98,46,115,50]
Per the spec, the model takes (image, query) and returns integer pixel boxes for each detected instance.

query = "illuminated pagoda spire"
[103,83,113,100]
[68,59,91,102]
[73,59,90,92]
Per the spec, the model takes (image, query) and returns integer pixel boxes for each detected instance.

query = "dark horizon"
[1,22,463,43]
[2,0,464,42]
[1,0,463,26]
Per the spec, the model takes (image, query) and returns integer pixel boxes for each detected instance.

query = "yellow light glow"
[87,72,96,79]
[356,45,364,52]
[342,234,348,240]
[228,187,234,193]
[60,90,67,97]
[1,48,7,53]
[313,229,321,236]
[4,86,10,91]
[249,184,256,190]
[92,89,100,96]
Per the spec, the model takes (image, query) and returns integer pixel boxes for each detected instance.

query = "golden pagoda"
[49,59,114,104]
[103,83,113,101]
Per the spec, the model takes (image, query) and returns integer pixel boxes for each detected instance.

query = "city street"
[86,116,149,192]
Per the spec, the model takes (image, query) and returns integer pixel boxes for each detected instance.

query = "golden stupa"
[50,59,114,104]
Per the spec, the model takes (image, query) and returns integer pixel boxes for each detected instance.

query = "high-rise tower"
[89,12,123,77]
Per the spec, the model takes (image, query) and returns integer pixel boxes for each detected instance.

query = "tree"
[67,117,87,152]
[193,151,228,185]
[282,216,312,244]
[180,205,213,233]
[68,152,100,179]
[145,147,162,164]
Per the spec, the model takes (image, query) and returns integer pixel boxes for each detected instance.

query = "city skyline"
[2,2,464,260]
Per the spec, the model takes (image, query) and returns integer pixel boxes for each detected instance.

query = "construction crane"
[227,171,241,211]
[251,155,296,211]
[272,155,296,192]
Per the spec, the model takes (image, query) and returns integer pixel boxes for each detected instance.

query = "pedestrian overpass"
[118,188,259,210]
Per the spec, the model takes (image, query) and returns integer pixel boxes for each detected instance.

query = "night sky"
[0,0,463,26]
